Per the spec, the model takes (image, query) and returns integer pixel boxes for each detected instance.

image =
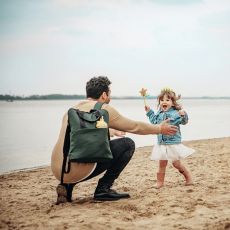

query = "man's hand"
[114,130,126,137]
[110,128,126,137]
[159,119,178,135]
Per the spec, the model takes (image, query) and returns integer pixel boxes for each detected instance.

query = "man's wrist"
[157,124,161,134]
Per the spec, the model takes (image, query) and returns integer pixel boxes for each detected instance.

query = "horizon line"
[1,94,230,100]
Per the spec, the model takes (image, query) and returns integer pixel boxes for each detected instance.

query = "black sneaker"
[94,188,130,201]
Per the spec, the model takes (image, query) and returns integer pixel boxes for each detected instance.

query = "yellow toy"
[96,116,108,128]
[139,88,148,106]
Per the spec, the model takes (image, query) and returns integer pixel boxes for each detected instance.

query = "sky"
[0,0,230,97]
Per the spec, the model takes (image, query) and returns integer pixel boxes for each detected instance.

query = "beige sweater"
[51,100,160,183]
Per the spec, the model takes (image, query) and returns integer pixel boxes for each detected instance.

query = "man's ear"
[101,92,107,99]
[97,92,107,102]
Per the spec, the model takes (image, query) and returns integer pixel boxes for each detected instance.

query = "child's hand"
[178,109,186,116]
[145,106,150,112]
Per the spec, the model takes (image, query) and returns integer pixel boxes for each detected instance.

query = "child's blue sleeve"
[181,112,189,125]
[170,112,188,125]
[146,109,158,124]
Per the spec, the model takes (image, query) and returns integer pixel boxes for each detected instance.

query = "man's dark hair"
[86,76,111,99]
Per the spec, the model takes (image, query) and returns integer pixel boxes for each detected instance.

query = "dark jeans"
[80,137,135,187]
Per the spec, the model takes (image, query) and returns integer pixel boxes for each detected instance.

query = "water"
[0,99,230,174]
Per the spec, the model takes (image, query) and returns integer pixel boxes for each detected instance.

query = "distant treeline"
[0,94,230,101]
[0,94,86,101]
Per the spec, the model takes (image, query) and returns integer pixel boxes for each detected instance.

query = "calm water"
[0,99,230,174]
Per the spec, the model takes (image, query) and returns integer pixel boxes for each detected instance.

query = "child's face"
[159,94,173,112]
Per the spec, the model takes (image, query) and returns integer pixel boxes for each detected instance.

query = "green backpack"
[61,102,113,183]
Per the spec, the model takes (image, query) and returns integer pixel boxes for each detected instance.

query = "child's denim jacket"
[146,107,188,145]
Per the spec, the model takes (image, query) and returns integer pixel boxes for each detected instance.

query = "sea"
[0,99,230,174]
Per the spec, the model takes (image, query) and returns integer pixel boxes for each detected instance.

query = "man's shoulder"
[72,100,97,111]
[101,103,118,114]
[73,101,117,114]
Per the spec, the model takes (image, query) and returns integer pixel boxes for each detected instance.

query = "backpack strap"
[93,102,111,141]
[60,123,71,184]
[93,102,104,110]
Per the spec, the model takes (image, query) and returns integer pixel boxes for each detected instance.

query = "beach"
[0,137,230,230]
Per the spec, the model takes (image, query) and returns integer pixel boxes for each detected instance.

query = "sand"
[0,137,230,230]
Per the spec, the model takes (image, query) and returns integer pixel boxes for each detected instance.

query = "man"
[51,76,177,203]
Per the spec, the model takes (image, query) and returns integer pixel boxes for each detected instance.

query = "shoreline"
[1,137,230,230]
[1,136,230,176]
[0,165,49,176]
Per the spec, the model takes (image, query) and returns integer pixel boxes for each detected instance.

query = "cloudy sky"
[0,0,230,97]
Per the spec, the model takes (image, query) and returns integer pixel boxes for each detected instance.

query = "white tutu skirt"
[151,144,195,161]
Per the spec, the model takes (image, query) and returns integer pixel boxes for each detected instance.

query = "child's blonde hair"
[157,88,182,110]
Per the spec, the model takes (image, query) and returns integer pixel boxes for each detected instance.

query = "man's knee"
[124,137,135,158]
[117,137,135,160]
[110,137,135,160]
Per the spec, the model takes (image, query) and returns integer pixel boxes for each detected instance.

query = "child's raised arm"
[145,105,150,112]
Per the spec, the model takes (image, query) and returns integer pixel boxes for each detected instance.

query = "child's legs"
[172,160,183,171]
[172,160,193,184]
[158,160,168,173]
[154,160,167,188]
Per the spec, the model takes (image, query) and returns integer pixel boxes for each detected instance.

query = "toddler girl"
[145,88,194,188]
